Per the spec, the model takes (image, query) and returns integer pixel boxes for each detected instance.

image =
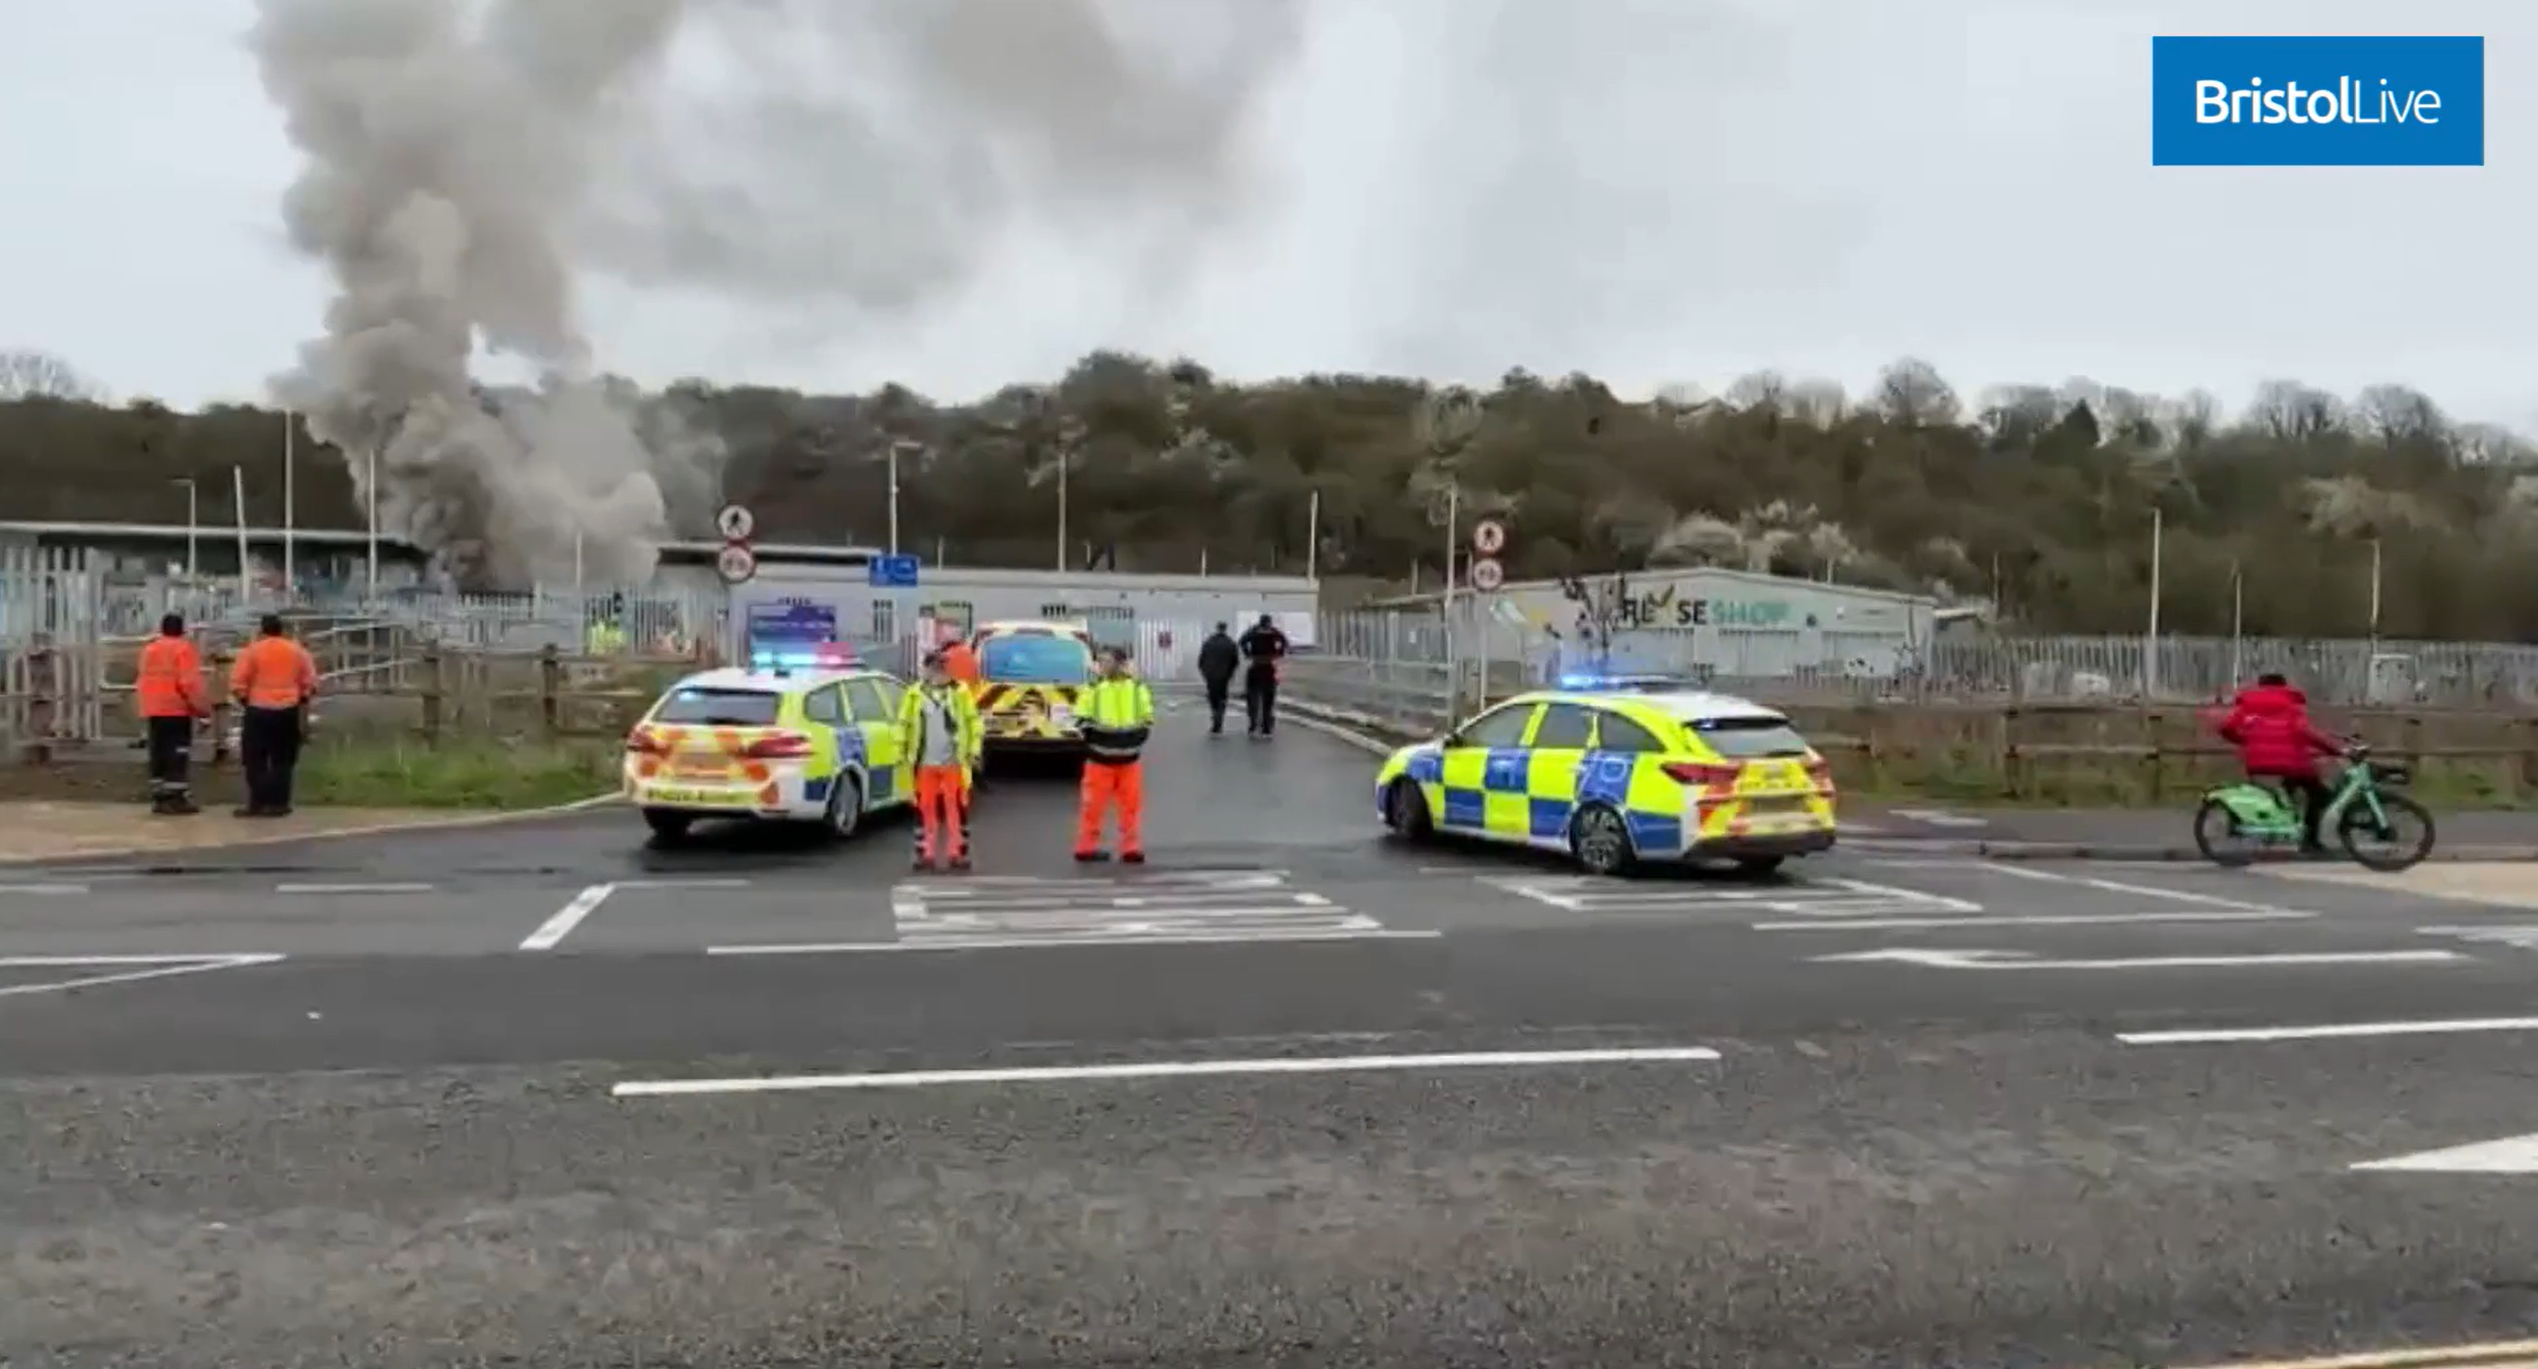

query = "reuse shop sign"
[1606,585,1796,629]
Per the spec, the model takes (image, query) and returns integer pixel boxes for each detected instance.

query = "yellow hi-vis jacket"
[896,680,983,771]
[1079,674,1155,764]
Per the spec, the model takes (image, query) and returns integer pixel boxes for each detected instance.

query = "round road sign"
[715,503,756,543]
[1469,556,1505,592]
[1472,518,1508,556]
[715,543,758,585]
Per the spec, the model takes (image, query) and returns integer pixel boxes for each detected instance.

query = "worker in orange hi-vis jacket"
[228,613,319,818]
[135,612,210,814]
[1073,646,1155,864]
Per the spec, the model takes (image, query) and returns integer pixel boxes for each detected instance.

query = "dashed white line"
[0,883,91,895]
[0,953,285,998]
[275,882,435,894]
[613,1044,1724,1097]
[1954,862,2295,912]
[2121,1016,2538,1046]
[707,928,1445,954]
[519,883,614,951]
[1751,909,2315,931]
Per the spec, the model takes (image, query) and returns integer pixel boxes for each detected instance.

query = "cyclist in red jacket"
[2216,672,2346,853]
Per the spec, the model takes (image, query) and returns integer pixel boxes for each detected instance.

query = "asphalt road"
[11,720,2538,1366]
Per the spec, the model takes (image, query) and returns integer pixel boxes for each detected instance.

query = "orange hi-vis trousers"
[1074,759,1144,857]
[912,764,970,864]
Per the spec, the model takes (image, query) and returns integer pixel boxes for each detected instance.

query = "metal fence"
[15,557,2538,751]
[1284,606,2538,734]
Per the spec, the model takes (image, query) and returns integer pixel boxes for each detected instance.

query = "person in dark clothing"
[2216,671,2346,853]
[1196,623,1240,735]
[1236,613,1290,738]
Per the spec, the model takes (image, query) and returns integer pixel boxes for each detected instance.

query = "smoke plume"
[250,0,1300,587]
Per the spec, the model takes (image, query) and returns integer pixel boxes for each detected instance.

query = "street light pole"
[282,408,296,595]
[366,446,381,598]
[172,478,198,581]
[1055,418,1084,572]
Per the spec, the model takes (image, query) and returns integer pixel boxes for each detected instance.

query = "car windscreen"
[1686,715,1811,758]
[651,688,783,727]
[980,634,1092,683]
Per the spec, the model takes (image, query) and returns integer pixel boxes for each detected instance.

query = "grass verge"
[295,737,619,809]
[0,735,620,810]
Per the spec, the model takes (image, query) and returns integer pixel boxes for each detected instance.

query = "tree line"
[5,347,2535,640]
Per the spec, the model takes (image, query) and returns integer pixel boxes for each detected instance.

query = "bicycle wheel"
[2192,796,2259,868]
[2339,793,2436,873]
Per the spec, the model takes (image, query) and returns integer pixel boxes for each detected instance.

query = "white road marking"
[616,877,753,890]
[519,883,614,951]
[710,928,1445,955]
[1754,909,2314,931]
[1819,877,1985,913]
[1819,947,2463,970]
[0,952,284,999]
[2120,1016,2538,1046]
[2419,925,2538,949]
[2354,1134,2538,1174]
[1955,861,2294,912]
[1889,808,1990,828]
[613,1044,1723,1097]
[0,883,90,895]
[275,882,435,894]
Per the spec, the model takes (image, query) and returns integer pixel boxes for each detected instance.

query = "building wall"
[1380,566,1936,679]
[720,562,1324,656]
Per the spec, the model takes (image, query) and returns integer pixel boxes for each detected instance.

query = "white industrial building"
[1363,565,1940,679]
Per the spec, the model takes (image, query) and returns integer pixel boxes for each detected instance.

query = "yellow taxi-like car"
[624,651,914,842]
[1373,679,1837,876]
[968,619,1098,755]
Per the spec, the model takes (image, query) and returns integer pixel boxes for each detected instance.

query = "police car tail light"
[744,731,813,759]
[626,726,669,756]
[1804,758,1835,792]
[1661,761,1741,788]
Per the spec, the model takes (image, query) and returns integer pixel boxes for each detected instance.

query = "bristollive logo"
[2152,36,2484,166]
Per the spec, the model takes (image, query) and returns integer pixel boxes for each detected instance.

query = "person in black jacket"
[1196,623,1240,735]
[1236,613,1290,738]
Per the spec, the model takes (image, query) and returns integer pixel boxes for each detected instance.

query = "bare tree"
[0,349,99,401]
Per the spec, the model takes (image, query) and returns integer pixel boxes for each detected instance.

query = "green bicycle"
[2192,744,2437,872]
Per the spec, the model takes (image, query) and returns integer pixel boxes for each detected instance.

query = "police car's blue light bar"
[1558,672,1695,692]
[750,643,856,673]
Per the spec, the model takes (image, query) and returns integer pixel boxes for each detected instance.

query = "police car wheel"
[824,775,864,840]
[1569,804,1635,876]
[1383,779,1432,840]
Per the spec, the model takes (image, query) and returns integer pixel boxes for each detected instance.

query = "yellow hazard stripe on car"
[975,683,1082,741]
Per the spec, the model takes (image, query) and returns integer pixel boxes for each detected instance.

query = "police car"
[623,645,914,842]
[1374,677,1837,876]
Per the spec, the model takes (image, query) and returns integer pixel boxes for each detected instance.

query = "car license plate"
[1746,796,1811,816]
[646,786,742,805]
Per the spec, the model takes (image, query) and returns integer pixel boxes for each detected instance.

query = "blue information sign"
[867,554,921,588]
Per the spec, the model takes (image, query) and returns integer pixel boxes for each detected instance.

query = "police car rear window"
[981,635,1092,683]
[654,689,782,727]
[1688,716,1810,758]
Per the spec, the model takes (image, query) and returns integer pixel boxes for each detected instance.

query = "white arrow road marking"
[2354,1133,2538,1174]
[0,953,285,998]
[1815,947,2465,970]
[520,884,613,951]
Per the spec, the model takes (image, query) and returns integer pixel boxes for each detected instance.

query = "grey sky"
[5,0,2530,429]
